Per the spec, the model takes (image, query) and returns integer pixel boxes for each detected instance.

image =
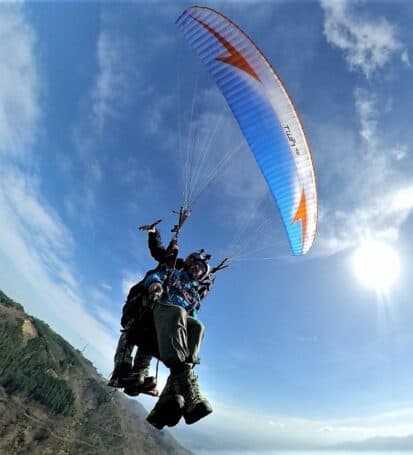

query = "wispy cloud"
[171,400,413,451]
[121,269,144,299]
[65,12,143,224]
[311,103,413,257]
[313,2,413,256]
[321,0,408,78]
[0,5,117,374]
[94,305,120,332]
[354,87,378,150]
[101,282,112,291]
[0,165,117,371]
[92,30,135,134]
[0,5,40,158]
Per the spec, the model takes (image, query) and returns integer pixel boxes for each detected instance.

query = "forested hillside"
[0,289,191,455]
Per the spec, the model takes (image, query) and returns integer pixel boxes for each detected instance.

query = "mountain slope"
[0,289,191,455]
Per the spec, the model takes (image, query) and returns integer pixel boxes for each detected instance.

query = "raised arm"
[148,228,167,263]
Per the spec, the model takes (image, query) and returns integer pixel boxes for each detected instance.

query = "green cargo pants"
[153,303,205,368]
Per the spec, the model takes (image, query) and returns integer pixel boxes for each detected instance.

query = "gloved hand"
[138,219,162,232]
[148,282,163,301]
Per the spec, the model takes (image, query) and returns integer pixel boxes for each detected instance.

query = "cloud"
[391,145,408,161]
[170,399,413,451]
[297,334,319,343]
[74,26,133,161]
[0,5,118,374]
[0,165,117,371]
[121,269,145,299]
[0,4,40,158]
[401,49,411,67]
[101,282,113,291]
[0,168,74,286]
[354,87,378,149]
[65,14,145,224]
[309,71,413,257]
[143,93,175,136]
[321,0,407,78]
[94,305,119,331]
[92,30,136,133]
[316,184,413,257]
[392,186,413,212]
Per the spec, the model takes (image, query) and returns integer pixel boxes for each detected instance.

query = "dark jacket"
[148,228,185,269]
[148,228,215,308]
[121,229,183,327]
[122,228,215,325]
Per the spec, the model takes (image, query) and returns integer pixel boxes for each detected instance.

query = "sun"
[352,240,401,293]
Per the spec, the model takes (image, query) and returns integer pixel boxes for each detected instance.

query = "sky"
[1,0,413,451]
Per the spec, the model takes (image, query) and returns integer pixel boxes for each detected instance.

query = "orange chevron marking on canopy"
[292,190,308,252]
[190,15,261,82]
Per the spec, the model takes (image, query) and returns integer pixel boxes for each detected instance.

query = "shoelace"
[189,374,202,400]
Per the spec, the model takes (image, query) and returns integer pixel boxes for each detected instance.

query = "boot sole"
[183,403,213,425]
[146,395,184,430]
[123,377,158,397]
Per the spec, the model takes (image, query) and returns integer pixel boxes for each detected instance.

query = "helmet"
[185,250,211,280]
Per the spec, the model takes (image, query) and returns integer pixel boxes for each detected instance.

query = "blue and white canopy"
[177,6,318,255]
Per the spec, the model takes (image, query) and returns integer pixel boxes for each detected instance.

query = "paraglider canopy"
[177,6,318,255]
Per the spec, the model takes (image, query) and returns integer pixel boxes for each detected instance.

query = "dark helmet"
[185,250,211,280]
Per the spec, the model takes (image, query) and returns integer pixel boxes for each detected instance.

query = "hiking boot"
[146,375,184,430]
[123,376,158,397]
[121,352,152,387]
[107,362,132,388]
[121,370,149,387]
[173,369,212,425]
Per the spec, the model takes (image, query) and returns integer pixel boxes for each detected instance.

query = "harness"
[163,269,201,315]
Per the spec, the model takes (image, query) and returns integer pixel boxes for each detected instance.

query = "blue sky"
[2,0,413,451]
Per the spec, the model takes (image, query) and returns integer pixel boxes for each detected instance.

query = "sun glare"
[352,240,400,293]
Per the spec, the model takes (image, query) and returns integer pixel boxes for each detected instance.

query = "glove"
[148,282,163,301]
[138,218,162,232]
